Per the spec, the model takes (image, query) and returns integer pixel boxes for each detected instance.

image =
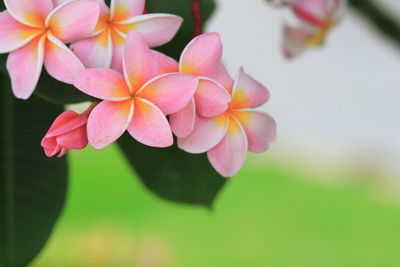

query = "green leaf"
[147,0,217,59]
[115,0,226,207]
[118,134,226,207]
[0,55,92,105]
[0,75,68,267]
[35,69,96,105]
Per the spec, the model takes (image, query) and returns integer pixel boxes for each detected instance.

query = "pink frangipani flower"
[178,66,277,178]
[169,32,232,139]
[73,30,198,149]
[70,0,183,72]
[279,0,346,58]
[0,0,100,99]
[41,109,90,158]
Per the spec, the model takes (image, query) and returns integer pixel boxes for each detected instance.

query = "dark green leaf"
[118,134,226,208]
[0,54,92,105]
[35,69,96,105]
[0,75,68,267]
[115,0,226,207]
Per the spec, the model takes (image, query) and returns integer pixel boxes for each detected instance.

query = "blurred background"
[31,0,400,266]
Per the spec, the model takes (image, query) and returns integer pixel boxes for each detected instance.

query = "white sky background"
[207,0,400,171]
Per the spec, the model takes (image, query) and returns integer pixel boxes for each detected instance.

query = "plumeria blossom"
[0,0,100,99]
[70,0,183,72]
[267,0,345,58]
[73,30,198,149]
[170,32,232,138]
[178,66,277,177]
[41,109,90,158]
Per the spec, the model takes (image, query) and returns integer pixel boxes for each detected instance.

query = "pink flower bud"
[41,110,89,158]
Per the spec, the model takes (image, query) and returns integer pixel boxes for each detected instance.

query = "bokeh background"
[31,0,400,266]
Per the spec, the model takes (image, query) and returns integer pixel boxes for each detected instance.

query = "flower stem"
[349,0,400,50]
[192,0,203,37]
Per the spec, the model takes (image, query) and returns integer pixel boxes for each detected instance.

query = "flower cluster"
[268,0,346,58]
[0,0,276,177]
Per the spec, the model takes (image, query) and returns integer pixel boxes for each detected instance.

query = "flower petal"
[0,11,44,53]
[109,27,126,72]
[170,99,196,138]
[110,0,145,21]
[115,14,183,47]
[213,64,234,93]
[70,29,113,68]
[87,99,134,149]
[4,0,53,27]
[152,50,179,74]
[194,77,231,117]
[44,34,85,84]
[128,98,173,148]
[56,126,88,150]
[45,111,87,138]
[46,0,100,43]
[178,114,229,154]
[230,68,270,109]
[282,23,312,59]
[92,0,111,35]
[73,68,131,101]
[232,111,277,153]
[6,35,45,99]
[136,73,198,115]
[207,117,248,177]
[292,0,330,27]
[123,30,158,93]
[179,32,222,77]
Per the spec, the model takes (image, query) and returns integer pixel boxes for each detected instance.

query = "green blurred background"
[30,146,400,267]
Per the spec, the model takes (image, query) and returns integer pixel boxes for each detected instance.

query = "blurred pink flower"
[70,0,183,72]
[73,30,198,149]
[41,110,90,158]
[169,32,232,139]
[268,0,346,58]
[178,65,277,178]
[0,0,100,99]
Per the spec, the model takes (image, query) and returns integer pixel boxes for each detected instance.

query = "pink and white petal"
[110,0,145,21]
[44,110,82,138]
[152,50,179,74]
[128,98,173,148]
[4,0,53,27]
[179,32,222,77]
[6,35,45,99]
[52,0,70,6]
[57,126,88,150]
[70,29,113,68]
[170,99,196,138]
[87,99,134,149]
[136,73,198,115]
[213,64,234,93]
[123,30,158,93]
[73,68,131,100]
[0,11,44,53]
[115,14,182,48]
[282,23,312,59]
[92,0,111,35]
[178,114,229,154]
[292,0,329,26]
[207,117,248,178]
[46,0,100,43]
[110,37,124,72]
[230,67,270,109]
[44,34,85,84]
[232,111,277,153]
[194,77,231,117]
[46,113,87,138]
